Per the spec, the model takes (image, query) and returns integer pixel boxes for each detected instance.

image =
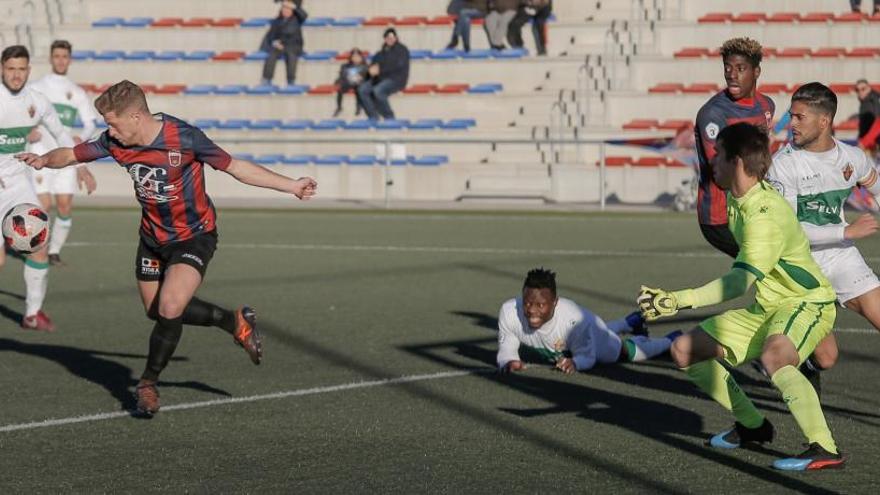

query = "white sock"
[24,261,49,316]
[48,216,72,256]
[625,335,671,362]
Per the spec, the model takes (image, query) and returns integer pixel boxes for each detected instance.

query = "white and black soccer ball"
[2,203,49,254]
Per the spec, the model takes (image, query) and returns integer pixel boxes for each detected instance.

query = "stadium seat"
[347,155,378,165]
[308,84,338,95]
[396,16,428,26]
[277,85,309,95]
[217,119,251,130]
[409,119,443,130]
[193,119,220,129]
[375,119,409,130]
[331,17,365,27]
[254,154,284,165]
[184,85,217,95]
[281,155,315,165]
[657,119,691,130]
[180,18,212,27]
[633,157,668,167]
[123,51,155,60]
[342,119,374,130]
[835,119,859,131]
[363,16,395,26]
[622,119,658,130]
[403,84,437,94]
[151,17,182,27]
[241,18,272,28]
[410,155,448,166]
[801,12,834,23]
[732,13,766,23]
[245,84,277,95]
[441,118,476,130]
[762,47,778,57]
[92,17,124,28]
[648,83,684,93]
[758,83,789,93]
[314,155,347,165]
[766,12,800,23]
[846,47,879,58]
[122,17,154,28]
[154,50,186,61]
[430,50,461,60]
[697,13,733,23]
[777,47,811,58]
[674,48,709,58]
[468,83,503,93]
[682,83,719,93]
[426,15,455,25]
[244,51,269,61]
[211,18,243,28]
[408,49,433,60]
[303,17,334,27]
[602,156,632,166]
[436,84,470,94]
[302,51,338,61]
[138,84,158,94]
[311,119,345,130]
[233,153,254,161]
[213,84,248,95]
[93,50,125,60]
[834,12,866,22]
[812,47,846,58]
[493,48,527,58]
[212,51,245,61]
[154,84,186,95]
[461,49,493,59]
[183,51,215,60]
[249,119,282,130]
[335,50,370,61]
[829,83,854,94]
[72,50,95,60]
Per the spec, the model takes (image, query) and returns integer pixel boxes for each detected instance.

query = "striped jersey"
[695,91,775,225]
[73,114,232,245]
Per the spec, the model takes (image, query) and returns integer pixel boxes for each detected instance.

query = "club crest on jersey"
[705,123,720,139]
[168,149,182,167]
[66,91,73,101]
[28,105,35,118]
[843,163,853,181]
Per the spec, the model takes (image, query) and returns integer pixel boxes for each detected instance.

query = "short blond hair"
[720,37,763,67]
[94,80,150,116]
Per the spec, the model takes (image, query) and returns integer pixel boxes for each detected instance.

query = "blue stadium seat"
[430,49,461,60]
[282,155,315,165]
[217,119,251,130]
[280,119,314,130]
[71,50,95,60]
[249,119,282,130]
[121,17,154,28]
[314,155,347,165]
[241,17,272,28]
[467,83,503,94]
[410,155,449,166]
[302,50,338,61]
[92,17,124,28]
[123,51,155,61]
[409,119,443,130]
[233,153,255,161]
[342,119,374,130]
[461,49,492,59]
[254,154,284,165]
[93,50,125,61]
[245,84,277,95]
[374,119,409,130]
[214,84,248,95]
[244,51,269,61]
[277,84,309,95]
[182,51,215,61]
[193,119,220,129]
[154,50,185,61]
[493,48,527,59]
[409,50,432,60]
[347,155,377,165]
[441,119,476,130]
[331,17,364,27]
[184,85,217,95]
[311,119,344,130]
[303,17,334,27]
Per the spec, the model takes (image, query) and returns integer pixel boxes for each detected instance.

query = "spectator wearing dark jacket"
[446,0,489,53]
[260,1,307,85]
[485,0,519,50]
[856,79,880,149]
[358,28,410,120]
[334,48,368,117]
[508,0,552,56]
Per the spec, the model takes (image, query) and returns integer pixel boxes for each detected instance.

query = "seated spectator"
[856,79,880,149]
[260,1,307,86]
[334,49,368,117]
[358,28,410,120]
[508,0,552,56]
[446,0,489,53]
[485,0,519,50]
[851,0,879,14]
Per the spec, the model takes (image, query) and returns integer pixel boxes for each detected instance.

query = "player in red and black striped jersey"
[694,37,775,257]
[17,80,317,417]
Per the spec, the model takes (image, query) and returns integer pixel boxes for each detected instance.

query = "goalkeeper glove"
[637,285,679,321]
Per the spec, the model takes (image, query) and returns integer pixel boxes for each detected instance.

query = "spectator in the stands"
[358,28,410,120]
[485,0,519,50]
[334,48,369,117]
[508,0,552,56]
[260,0,307,86]
[446,0,489,53]
[851,0,879,15]
[856,79,880,149]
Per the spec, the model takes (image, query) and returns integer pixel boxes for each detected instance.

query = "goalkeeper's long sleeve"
[671,267,757,310]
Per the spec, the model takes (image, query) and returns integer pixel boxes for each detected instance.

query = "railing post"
[383,138,392,209]
[599,141,607,211]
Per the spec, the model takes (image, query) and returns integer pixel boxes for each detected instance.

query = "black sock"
[141,315,183,382]
[147,297,236,334]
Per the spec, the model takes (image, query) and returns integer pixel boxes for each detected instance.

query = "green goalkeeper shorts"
[700,300,836,366]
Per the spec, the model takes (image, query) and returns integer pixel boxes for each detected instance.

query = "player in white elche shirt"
[27,40,98,266]
[767,82,880,381]
[497,268,680,374]
[0,45,88,331]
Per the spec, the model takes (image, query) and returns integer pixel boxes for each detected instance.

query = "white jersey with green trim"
[0,83,74,179]
[768,139,877,257]
[28,73,98,152]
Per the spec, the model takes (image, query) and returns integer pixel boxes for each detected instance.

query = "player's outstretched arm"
[15,148,78,170]
[225,159,317,200]
[639,268,757,321]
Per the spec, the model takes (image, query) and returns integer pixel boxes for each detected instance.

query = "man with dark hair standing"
[854,79,880,150]
[17,80,318,417]
[359,28,410,120]
[639,122,844,471]
[260,0,307,86]
[497,268,677,375]
[694,37,775,258]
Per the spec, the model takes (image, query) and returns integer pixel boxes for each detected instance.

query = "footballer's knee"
[760,335,799,376]
[810,335,838,370]
[671,328,718,368]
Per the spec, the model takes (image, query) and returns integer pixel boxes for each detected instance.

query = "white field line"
[0,369,483,434]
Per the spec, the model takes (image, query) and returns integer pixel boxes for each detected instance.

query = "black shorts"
[699,223,739,259]
[135,231,218,282]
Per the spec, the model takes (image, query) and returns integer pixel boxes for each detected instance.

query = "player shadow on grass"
[0,338,230,412]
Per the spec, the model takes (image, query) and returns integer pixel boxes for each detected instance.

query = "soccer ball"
[2,203,49,254]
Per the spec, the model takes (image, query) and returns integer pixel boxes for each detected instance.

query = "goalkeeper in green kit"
[637,122,845,471]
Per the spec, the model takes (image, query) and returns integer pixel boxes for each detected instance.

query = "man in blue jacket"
[358,28,410,120]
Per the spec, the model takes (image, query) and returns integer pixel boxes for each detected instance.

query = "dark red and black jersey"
[694,91,775,225]
[74,113,232,246]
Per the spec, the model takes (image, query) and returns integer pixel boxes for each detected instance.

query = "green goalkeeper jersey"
[728,181,836,309]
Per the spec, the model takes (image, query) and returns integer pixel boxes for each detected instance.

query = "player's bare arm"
[499,360,525,374]
[225,158,318,200]
[845,213,879,240]
[15,147,77,170]
[76,166,97,194]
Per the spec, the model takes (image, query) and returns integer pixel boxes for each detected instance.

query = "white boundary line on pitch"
[0,369,484,434]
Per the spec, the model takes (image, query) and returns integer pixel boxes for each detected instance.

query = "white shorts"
[0,170,41,219]
[814,245,880,304]
[32,167,78,195]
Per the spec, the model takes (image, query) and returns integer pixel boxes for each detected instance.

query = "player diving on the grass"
[497,268,681,375]
[638,122,845,471]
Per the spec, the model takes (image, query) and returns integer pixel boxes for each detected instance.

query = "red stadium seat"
[335,50,370,61]
[777,47,811,58]
[846,47,880,58]
[812,47,846,58]
[697,13,732,23]
[180,17,213,27]
[668,160,688,168]
[829,83,854,94]
[834,119,859,131]
[403,84,437,94]
[151,17,183,27]
[622,119,659,130]
[395,16,427,26]
[761,47,778,57]
[212,18,243,27]
[657,119,691,130]
[363,16,395,26]
[212,51,245,61]
[766,12,800,23]
[153,84,186,94]
[682,83,719,93]
[800,12,834,23]
[601,156,632,166]
[648,83,684,93]
[834,12,865,22]
[426,15,455,25]
[674,47,709,58]
[633,157,668,167]
[435,84,469,94]
[732,12,766,23]
[758,83,789,94]
[308,84,338,95]
[139,84,158,93]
